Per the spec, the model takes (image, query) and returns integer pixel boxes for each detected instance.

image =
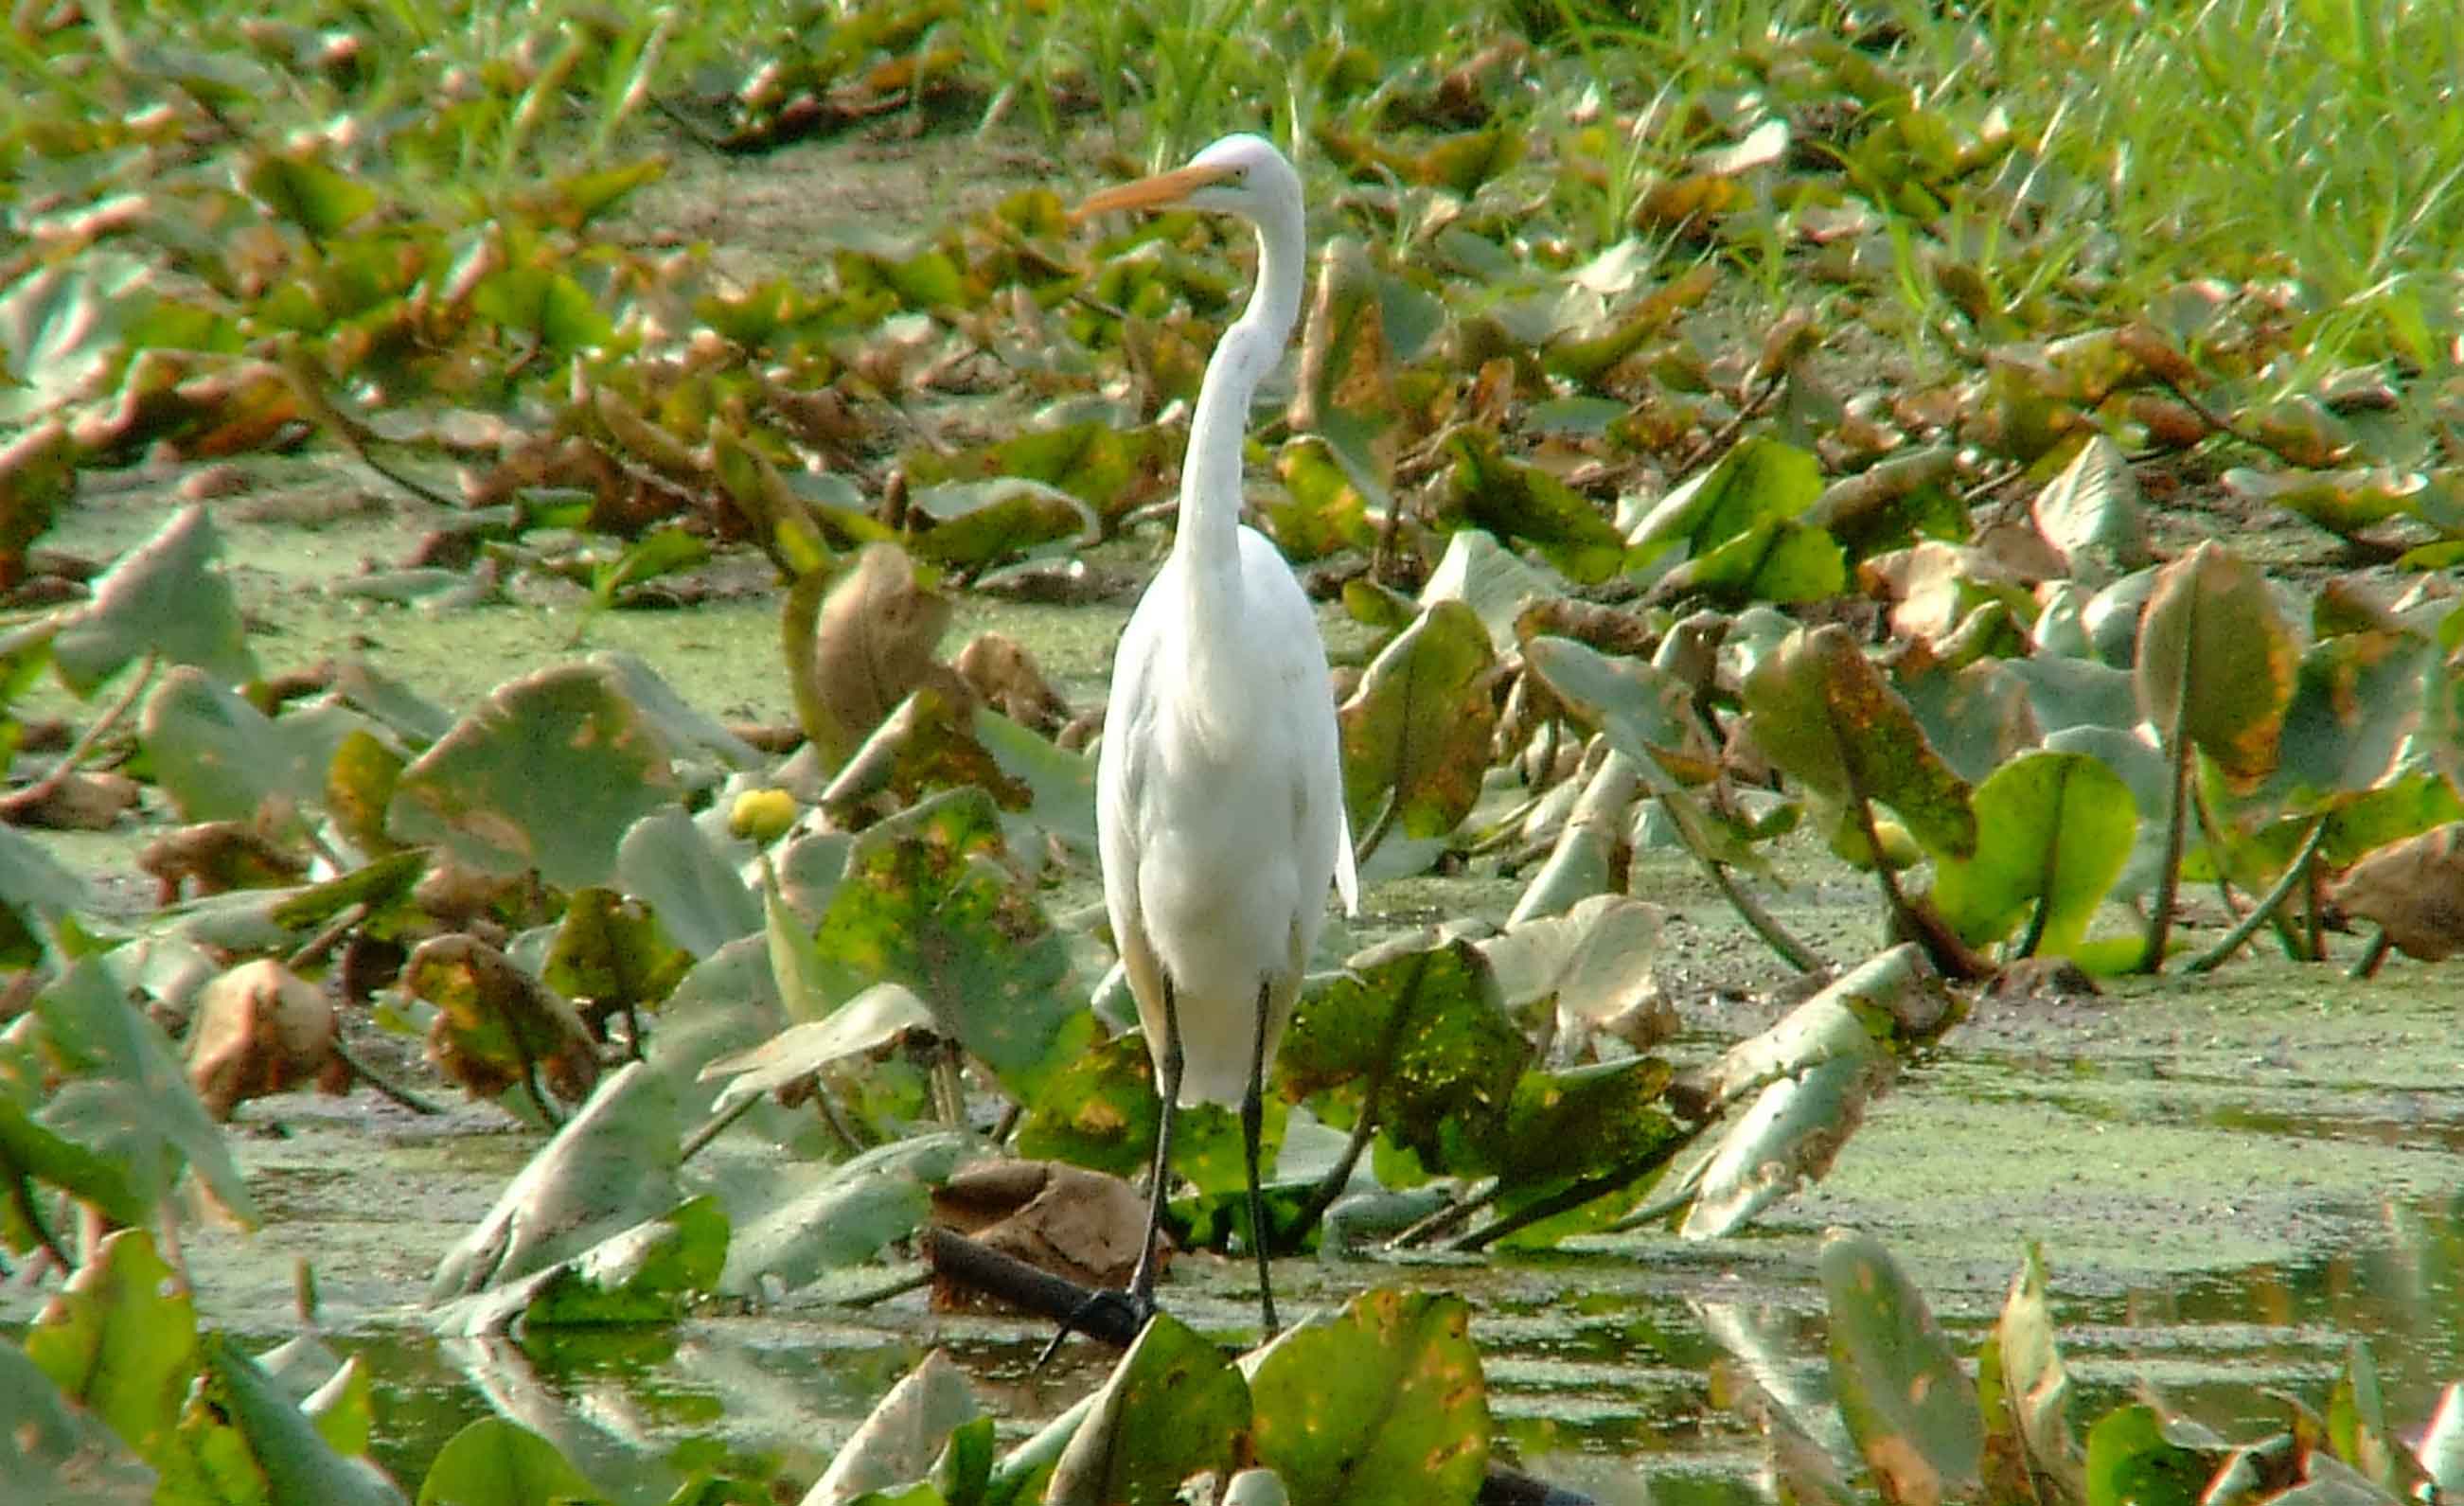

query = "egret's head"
[1074,133,1300,225]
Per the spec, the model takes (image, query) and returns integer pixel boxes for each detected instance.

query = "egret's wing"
[1095,589,1162,954]
[1235,527,1357,923]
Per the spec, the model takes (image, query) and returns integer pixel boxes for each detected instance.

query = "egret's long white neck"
[1174,191,1305,606]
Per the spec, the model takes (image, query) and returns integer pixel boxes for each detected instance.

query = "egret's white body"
[1080,133,1357,1333]
[1100,527,1357,1106]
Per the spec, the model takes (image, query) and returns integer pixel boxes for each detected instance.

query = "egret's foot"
[1033,1285,1157,1369]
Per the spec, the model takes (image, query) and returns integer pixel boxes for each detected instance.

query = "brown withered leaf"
[796,542,959,767]
[137,819,307,903]
[0,422,75,591]
[0,770,140,830]
[1514,596,1659,659]
[186,959,349,1120]
[952,631,1069,734]
[821,684,1023,825]
[929,1160,1154,1307]
[405,932,600,1106]
[2331,822,2464,962]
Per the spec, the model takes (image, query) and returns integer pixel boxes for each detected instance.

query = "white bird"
[1076,133,1359,1337]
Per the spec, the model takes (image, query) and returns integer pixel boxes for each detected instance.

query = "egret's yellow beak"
[1072,162,1237,222]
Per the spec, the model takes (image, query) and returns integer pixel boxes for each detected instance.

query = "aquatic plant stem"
[2184,816,2327,973]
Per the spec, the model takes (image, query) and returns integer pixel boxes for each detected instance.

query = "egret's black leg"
[1129,975,1184,1309]
[1037,975,1180,1368]
[1243,980,1278,1338]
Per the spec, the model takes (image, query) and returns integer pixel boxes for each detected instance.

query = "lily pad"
[1741,625,1977,860]
[415,1418,603,1506]
[1243,1286,1489,1506]
[429,1063,681,1302]
[2136,541,2298,788]
[1819,1231,1984,1506]
[387,661,682,890]
[1930,751,2136,956]
[1047,1313,1251,1506]
[50,504,257,696]
[1338,599,1498,840]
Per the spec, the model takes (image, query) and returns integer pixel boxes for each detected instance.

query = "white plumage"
[1079,133,1358,1333]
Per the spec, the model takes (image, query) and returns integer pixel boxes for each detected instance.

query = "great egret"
[1076,133,1359,1338]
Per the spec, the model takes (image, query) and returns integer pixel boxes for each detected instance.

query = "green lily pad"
[1480,1055,1684,1246]
[138,667,330,824]
[0,1088,149,1239]
[1628,436,1824,569]
[1338,599,1498,840]
[195,1330,407,1505]
[1741,625,1977,859]
[2240,629,2434,817]
[386,661,682,890]
[2084,1405,2218,1506]
[1442,429,1629,584]
[0,1342,155,1504]
[907,479,1099,570]
[614,806,762,960]
[2032,434,2149,583]
[1995,1244,2084,1503]
[1047,1313,1251,1506]
[701,982,938,1119]
[434,1195,729,1336]
[806,1351,982,1506]
[1674,517,1849,606]
[1819,1231,1984,1506]
[21,1228,198,1472]
[50,505,257,696]
[1931,751,2136,955]
[718,1134,975,1296]
[801,788,1084,1104]
[1244,1286,1489,1506]
[416,1418,604,1506]
[541,887,692,1017]
[35,959,257,1225]
[429,1063,681,1303]
[1418,527,1565,652]
[1278,937,1524,1183]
